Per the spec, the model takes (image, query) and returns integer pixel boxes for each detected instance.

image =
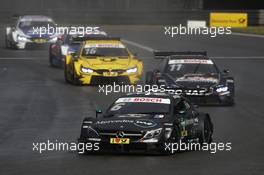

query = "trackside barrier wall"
[0,0,263,25]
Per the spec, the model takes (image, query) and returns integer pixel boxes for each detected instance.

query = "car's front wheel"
[64,68,71,83]
[5,35,14,49]
[64,62,72,84]
[71,63,80,85]
[198,115,213,144]
[49,47,56,67]
[227,82,235,106]
[159,128,181,155]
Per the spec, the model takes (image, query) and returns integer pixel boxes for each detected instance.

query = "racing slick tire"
[226,96,235,106]
[71,63,80,85]
[5,35,10,49]
[64,62,80,85]
[159,127,181,155]
[198,115,213,144]
[5,35,14,49]
[49,46,63,68]
[64,66,71,84]
[49,52,55,67]
[49,46,56,67]
[145,71,154,85]
[227,79,235,106]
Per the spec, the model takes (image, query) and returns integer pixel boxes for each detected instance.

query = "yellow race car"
[64,38,143,85]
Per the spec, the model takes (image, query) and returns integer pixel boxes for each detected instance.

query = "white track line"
[212,56,264,59]
[122,39,154,52]
[124,39,264,60]
[1,55,264,60]
[1,38,264,60]
[232,32,264,38]
[0,57,41,60]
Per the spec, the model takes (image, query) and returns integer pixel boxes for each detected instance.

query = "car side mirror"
[177,110,186,115]
[179,110,186,114]
[96,109,102,118]
[12,14,19,19]
[57,37,63,42]
[133,52,138,57]
[223,69,229,74]
[154,69,161,77]
[71,52,78,58]
[154,69,160,73]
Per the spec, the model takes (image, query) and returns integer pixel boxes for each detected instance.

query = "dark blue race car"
[49,31,107,67]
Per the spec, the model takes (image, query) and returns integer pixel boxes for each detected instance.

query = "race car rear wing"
[154,51,207,59]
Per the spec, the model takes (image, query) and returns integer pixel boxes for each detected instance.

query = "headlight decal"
[81,67,93,74]
[126,67,138,74]
[86,126,100,136]
[142,128,162,140]
[17,35,28,42]
[216,86,228,93]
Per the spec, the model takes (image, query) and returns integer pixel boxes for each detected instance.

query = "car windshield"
[165,59,218,76]
[19,21,55,29]
[69,37,89,46]
[105,97,171,117]
[69,35,106,45]
[82,47,129,57]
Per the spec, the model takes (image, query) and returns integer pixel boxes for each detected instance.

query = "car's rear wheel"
[227,82,235,106]
[226,96,235,106]
[145,71,154,85]
[64,62,72,84]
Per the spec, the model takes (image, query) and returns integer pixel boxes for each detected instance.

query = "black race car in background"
[49,30,107,67]
[145,52,235,105]
[78,92,213,154]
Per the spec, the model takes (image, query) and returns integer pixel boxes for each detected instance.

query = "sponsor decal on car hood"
[95,119,156,128]
[93,116,161,131]
[168,59,214,65]
[81,57,132,68]
[175,74,219,84]
[84,43,125,48]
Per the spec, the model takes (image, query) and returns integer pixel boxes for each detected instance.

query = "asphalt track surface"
[0,25,264,175]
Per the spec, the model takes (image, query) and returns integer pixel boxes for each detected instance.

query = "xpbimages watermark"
[98,83,165,95]
[164,141,232,154]
[32,140,100,154]
[164,24,232,38]
[32,24,101,37]
[98,82,208,96]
